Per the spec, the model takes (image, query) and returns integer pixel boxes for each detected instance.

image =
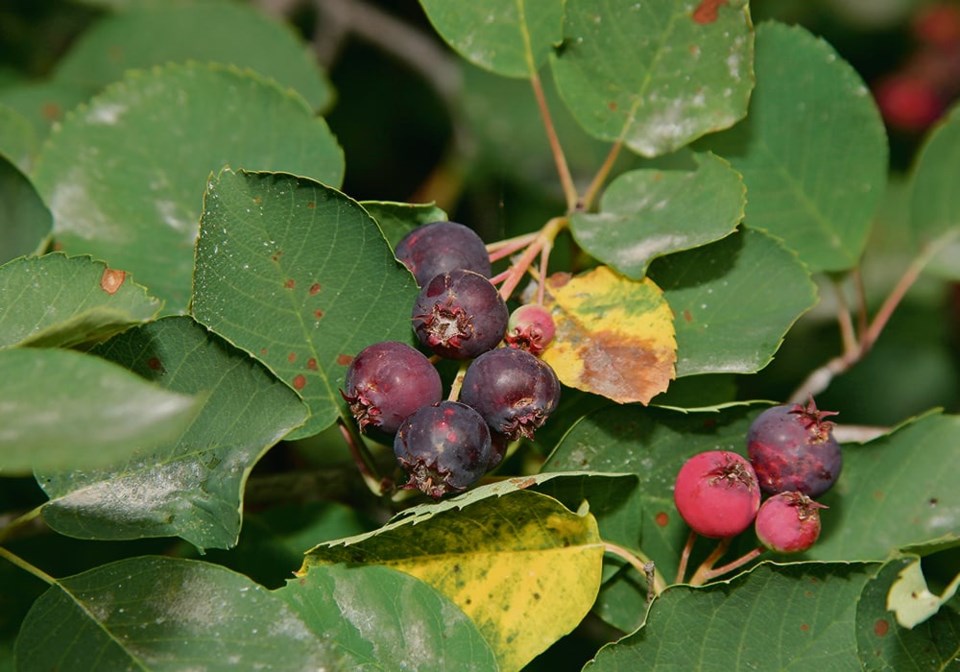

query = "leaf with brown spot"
[541,266,676,404]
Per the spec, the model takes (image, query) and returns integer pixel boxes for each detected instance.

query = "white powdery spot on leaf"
[49,170,126,242]
[154,198,197,240]
[53,459,205,523]
[614,234,688,268]
[86,102,127,126]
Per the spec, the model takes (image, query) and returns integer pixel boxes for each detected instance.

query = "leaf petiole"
[0,546,56,586]
[603,541,667,598]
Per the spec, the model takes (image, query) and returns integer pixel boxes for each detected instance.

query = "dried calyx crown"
[789,397,839,443]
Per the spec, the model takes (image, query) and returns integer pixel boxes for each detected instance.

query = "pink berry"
[755,491,826,554]
[504,304,556,355]
[673,451,761,539]
[873,74,943,132]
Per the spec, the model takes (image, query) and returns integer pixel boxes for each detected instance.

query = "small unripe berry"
[673,451,761,539]
[504,304,556,355]
[755,491,825,554]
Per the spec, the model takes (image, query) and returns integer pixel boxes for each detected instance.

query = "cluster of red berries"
[341,221,561,498]
[673,399,842,555]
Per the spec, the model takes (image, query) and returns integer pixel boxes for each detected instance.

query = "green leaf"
[552,0,754,157]
[419,0,564,78]
[699,21,888,272]
[0,81,91,139]
[32,63,344,313]
[588,562,875,670]
[14,556,342,671]
[542,403,761,630]
[806,412,960,562]
[0,156,51,265]
[277,564,498,671]
[360,200,447,250]
[649,227,818,377]
[570,152,745,277]
[54,1,333,111]
[192,170,419,440]
[302,488,604,672]
[0,104,37,173]
[0,347,201,476]
[0,254,161,349]
[909,101,960,280]
[39,316,308,550]
[856,558,960,671]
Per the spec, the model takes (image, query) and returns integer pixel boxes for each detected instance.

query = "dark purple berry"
[504,304,556,355]
[673,451,761,539]
[395,221,492,286]
[459,347,560,440]
[394,401,494,498]
[341,341,442,434]
[412,269,508,360]
[755,491,826,553]
[747,398,842,498]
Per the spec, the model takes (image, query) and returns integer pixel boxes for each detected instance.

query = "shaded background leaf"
[0,347,201,476]
[552,0,754,157]
[649,228,818,377]
[419,0,564,78]
[0,254,161,349]
[0,105,37,173]
[806,412,960,562]
[698,21,888,272]
[571,152,745,278]
[541,265,676,404]
[192,170,419,439]
[15,556,341,671]
[303,489,603,672]
[909,101,960,279]
[587,562,875,671]
[0,155,50,265]
[53,0,333,111]
[278,564,498,671]
[38,316,308,550]
[31,63,344,313]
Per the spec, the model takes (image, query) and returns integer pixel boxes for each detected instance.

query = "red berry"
[873,74,943,132]
[673,451,761,539]
[755,491,825,554]
[747,399,842,498]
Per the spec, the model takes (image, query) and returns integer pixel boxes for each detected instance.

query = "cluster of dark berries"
[673,399,842,557]
[341,221,561,499]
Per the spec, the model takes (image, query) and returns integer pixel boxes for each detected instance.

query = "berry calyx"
[504,304,556,355]
[747,399,843,498]
[460,347,561,441]
[341,341,442,434]
[393,401,494,498]
[755,491,826,554]
[673,451,761,539]
[394,221,491,286]
[411,269,508,360]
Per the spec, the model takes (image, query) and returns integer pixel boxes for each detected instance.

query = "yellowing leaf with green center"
[300,489,603,672]
[542,265,676,404]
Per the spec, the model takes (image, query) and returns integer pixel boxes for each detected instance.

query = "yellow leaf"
[300,490,604,672]
[542,265,677,403]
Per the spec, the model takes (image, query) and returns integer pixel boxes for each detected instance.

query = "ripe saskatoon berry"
[673,451,761,539]
[395,221,492,286]
[341,341,442,434]
[460,347,561,441]
[504,304,556,355]
[747,399,842,498]
[412,269,508,360]
[394,401,494,498]
[754,491,826,554]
